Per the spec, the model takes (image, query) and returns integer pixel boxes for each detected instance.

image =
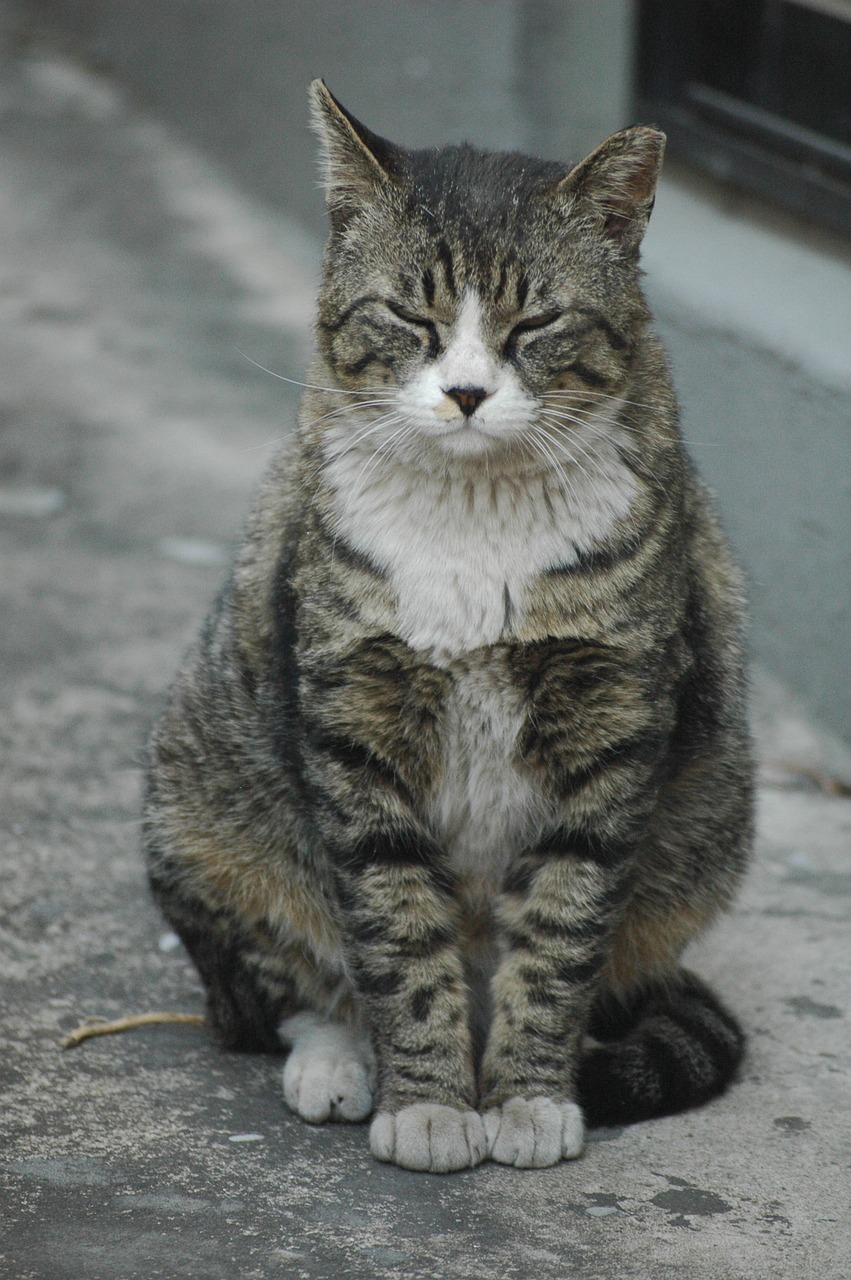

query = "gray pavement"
[1,33,849,1280]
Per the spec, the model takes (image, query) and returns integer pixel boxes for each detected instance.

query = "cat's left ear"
[556,127,665,253]
[310,79,401,217]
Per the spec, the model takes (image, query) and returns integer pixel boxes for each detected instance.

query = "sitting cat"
[143,81,753,1172]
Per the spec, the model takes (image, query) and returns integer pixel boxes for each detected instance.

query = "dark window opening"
[636,0,851,236]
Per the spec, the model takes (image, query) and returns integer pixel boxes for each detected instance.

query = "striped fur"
[143,82,753,1172]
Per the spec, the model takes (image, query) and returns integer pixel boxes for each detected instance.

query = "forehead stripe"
[436,241,457,299]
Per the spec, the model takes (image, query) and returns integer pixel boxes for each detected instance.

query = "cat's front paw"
[370,1104,487,1173]
[279,1013,376,1123]
[483,1096,585,1168]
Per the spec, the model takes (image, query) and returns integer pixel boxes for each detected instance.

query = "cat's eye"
[504,311,563,358]
[511,311,563,337]
[385,301,440,358]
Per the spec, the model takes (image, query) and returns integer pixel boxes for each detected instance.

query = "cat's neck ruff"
[322,431,638,657]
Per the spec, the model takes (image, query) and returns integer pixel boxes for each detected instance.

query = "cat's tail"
[577,969,745,1126]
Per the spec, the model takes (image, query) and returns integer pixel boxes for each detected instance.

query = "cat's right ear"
[310,80,400,217]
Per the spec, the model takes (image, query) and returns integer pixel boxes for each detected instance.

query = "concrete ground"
[1,31,849,1280]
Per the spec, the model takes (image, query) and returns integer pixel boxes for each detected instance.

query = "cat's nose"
[444,385,489,417]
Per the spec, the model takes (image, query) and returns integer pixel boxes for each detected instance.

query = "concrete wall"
[642,170,851,744]
[23,0,851,743]
[27,0,634,234]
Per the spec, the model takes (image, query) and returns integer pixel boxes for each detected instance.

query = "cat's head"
[310,80,664,469]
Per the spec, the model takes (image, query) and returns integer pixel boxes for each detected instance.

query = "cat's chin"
[422,423,516,460]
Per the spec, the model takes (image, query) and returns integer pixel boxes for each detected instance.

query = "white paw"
[483,1096,585,1168]
[279,1013,376,1123]
[370,1104,487,1173]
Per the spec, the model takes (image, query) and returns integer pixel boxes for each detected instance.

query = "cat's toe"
[283,1051,374,1123]
[330,1057,376,1121]
[279,1014,375,1123]
[484,1096,585,1167]
[370,1104,487,1172]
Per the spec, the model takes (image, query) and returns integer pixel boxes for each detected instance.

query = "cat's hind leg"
[279,1012,376,1122]
[148,873,292,1053]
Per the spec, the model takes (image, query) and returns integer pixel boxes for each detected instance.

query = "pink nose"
[445,386,488,417]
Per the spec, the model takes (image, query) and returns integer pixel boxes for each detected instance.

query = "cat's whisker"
[237,350,393,399]
[539,407,642,459]
[538,393,648,435]
[540,389,656,414]
[336,411,409,459]
[525,425,586,509]
[242,433,291,454]
[580,419,643,460]
[315,399,401,433]
[536,413,610,476]
[526,437,575,503]
[534,436,587,504]
[324,409,406,459]
[303,410,407,489]
[540,411,670,499]
[342,416,414,509]
[538,402,621,434]
[537,423,632,501]
[241,397,402,455]
[526,422,574,475]
[538,404,635,457]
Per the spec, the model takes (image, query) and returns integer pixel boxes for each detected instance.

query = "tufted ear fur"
[309,80,402,216]
[556,126,665,253]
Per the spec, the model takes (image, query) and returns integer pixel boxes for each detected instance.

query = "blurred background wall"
[22,0,851,746]
[25,0,635,231]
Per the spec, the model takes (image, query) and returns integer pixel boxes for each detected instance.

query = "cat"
[143,80,754,1173]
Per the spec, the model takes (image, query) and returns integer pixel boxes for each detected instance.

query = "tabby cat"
[143,81,753,1172]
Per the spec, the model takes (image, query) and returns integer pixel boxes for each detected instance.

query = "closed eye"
[385,301,440,358]
[504,311,563,358]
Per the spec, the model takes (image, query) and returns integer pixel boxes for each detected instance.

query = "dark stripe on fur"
[436,240,457,297]
[533,825,634,868]
[269,536,304,773]
[318,293,383,334]
[342,352,387,377]
[569,361,610,390]
[494,258,509,304]
[343,825,447,874]
[573,307,631,352]
[329,533,386,579]
[545,533,644,577]
[305,724,412,801]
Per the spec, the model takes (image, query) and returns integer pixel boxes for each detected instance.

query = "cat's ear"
[310,80,401,215]
[556,127,665,252]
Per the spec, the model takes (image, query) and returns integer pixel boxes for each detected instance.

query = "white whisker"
[539,389,656,414]
[342,417,417,513]
[537,412,608,475]
[236,350,392,399]
[525,426,585,509]
[539,406,641,459]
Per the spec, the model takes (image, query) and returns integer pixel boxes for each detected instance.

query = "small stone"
[0,486,66,516]
[158,537,228,566]
[228,1133,264,1143]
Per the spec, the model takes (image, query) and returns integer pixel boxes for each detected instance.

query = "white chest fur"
[325,450,636,655]
[427,655,547,884]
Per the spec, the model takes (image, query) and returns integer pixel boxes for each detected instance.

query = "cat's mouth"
[428,418,499,450]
